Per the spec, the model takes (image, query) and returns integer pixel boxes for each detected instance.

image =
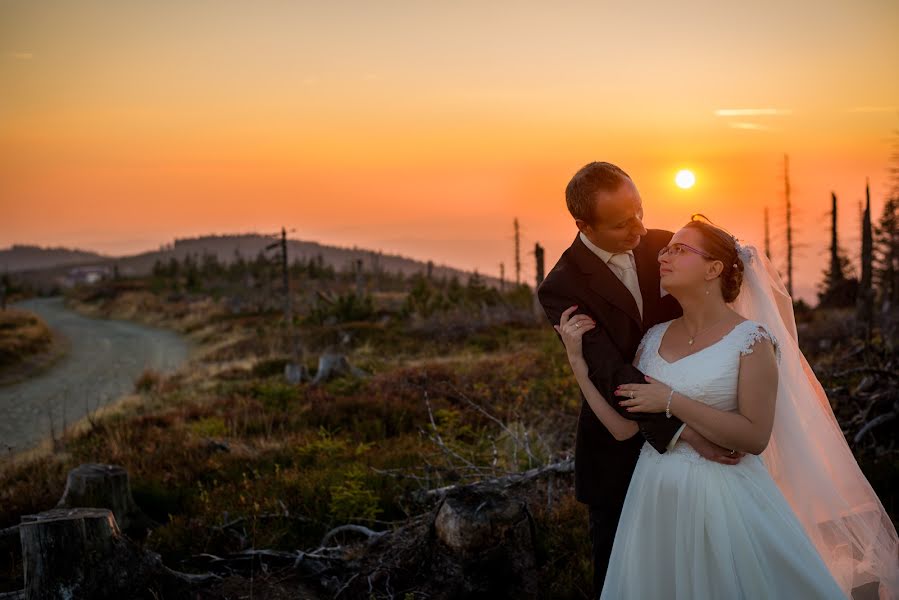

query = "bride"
[554,215,898,599]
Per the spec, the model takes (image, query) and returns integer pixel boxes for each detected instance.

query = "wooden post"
[268,227,306,383]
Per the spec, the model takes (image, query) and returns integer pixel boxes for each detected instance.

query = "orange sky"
[2,1,898,303]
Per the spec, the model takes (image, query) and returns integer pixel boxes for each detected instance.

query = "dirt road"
[0,296,191,454]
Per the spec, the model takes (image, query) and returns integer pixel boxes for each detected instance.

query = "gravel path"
[1,296,191,455]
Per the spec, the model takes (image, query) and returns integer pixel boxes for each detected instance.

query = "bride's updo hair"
[682,214,744,303]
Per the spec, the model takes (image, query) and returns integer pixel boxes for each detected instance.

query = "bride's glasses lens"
[658,244,686,259]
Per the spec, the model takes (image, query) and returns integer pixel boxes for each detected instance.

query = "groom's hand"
[680,426,744,465]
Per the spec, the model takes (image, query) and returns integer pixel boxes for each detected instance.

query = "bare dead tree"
[857,179,874,339]
[784,154,794,298]
[514,218,521,285]
[266,226,307,384]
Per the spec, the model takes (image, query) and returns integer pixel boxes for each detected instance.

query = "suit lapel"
[633,238,660,329]
[568,233,642,328]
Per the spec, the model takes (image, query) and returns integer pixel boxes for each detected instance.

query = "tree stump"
[55,463,143,532]
[432,486,538,597]
[310,351,368,384]
[19,508,215,600]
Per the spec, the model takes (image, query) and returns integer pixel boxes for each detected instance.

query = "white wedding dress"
[599,318,847,599]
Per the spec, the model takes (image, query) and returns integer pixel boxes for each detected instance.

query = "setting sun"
[675,169,696,189]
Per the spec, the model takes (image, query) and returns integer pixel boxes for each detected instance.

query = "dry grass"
[0,307,53,365]
[0,308,68,385]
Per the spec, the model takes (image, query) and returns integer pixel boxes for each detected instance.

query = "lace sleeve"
[739,322,781,366]
[634,322,662,365]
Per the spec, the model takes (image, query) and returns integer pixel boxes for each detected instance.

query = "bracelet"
[665,388,675,419]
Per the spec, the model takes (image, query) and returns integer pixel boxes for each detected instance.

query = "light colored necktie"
[608,252,643,319]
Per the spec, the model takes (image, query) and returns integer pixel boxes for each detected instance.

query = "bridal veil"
[729,241,898,598]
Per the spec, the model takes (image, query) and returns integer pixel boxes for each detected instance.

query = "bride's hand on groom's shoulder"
[553,305,596,363]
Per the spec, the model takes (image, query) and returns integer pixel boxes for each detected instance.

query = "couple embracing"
[537,162,898,599]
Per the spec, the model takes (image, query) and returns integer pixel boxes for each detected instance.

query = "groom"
[537,162,744,597]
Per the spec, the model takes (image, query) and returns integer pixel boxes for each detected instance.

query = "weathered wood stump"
[18,508,216,600]
[55,463,143,532]
[432,486,538,597]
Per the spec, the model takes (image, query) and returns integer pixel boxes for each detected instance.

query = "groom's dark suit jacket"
[537,229,684,507]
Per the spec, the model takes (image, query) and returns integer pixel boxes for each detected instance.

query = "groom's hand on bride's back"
[680,426,744,465]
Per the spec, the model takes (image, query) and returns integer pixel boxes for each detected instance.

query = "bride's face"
[658,228,722,293]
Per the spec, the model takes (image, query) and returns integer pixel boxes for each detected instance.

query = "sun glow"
[675,169,696,189]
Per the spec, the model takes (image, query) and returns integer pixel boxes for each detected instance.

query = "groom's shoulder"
[538,241,584,300]
[538,254,574,296]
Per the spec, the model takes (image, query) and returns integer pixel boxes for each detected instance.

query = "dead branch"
[423,390,477,469]
[853,407,899,445]
[833,366,899,380]
[412,456,573,503]
[320,524,387,548]
[444,383,538,467]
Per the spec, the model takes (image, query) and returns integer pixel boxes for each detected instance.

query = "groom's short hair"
[565,162,632,223]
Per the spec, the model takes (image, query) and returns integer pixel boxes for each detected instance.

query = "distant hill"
[2,234,506,289]
[0,244,111,273]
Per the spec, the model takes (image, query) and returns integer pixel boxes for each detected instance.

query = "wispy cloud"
[8,51,33,60]
[728,122,774,131]
[714,108,792,117]
[846,106,899,113]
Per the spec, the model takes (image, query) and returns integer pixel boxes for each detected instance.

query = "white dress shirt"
[579,232,684,451]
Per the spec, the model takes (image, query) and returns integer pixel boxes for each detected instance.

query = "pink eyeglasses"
[657,242,715,260]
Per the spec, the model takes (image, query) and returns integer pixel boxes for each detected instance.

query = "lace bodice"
[635,319,781,413]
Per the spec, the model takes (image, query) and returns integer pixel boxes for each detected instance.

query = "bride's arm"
[555,308,639,441]
[619,335,778,454]
[569,354,640,441]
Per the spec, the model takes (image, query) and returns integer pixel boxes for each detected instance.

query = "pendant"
[688,338,694,345]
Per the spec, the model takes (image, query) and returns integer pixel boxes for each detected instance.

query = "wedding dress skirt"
[600,319,846,599]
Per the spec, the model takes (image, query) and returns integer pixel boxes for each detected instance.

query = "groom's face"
[578,178,648,253]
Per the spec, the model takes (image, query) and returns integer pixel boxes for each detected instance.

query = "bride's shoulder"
[638,319,674,350]
[735,319,782,364]
[646,318,675,337]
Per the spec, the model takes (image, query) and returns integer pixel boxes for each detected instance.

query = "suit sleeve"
[538,283,684,453]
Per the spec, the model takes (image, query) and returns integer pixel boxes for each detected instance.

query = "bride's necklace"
[682,314,730,346]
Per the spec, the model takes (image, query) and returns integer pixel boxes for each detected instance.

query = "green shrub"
[328,464,382,522]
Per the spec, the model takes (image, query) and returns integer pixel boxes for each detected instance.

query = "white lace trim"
[738,322,782,365]
[637,321,667,357]
[641,439,712,466]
